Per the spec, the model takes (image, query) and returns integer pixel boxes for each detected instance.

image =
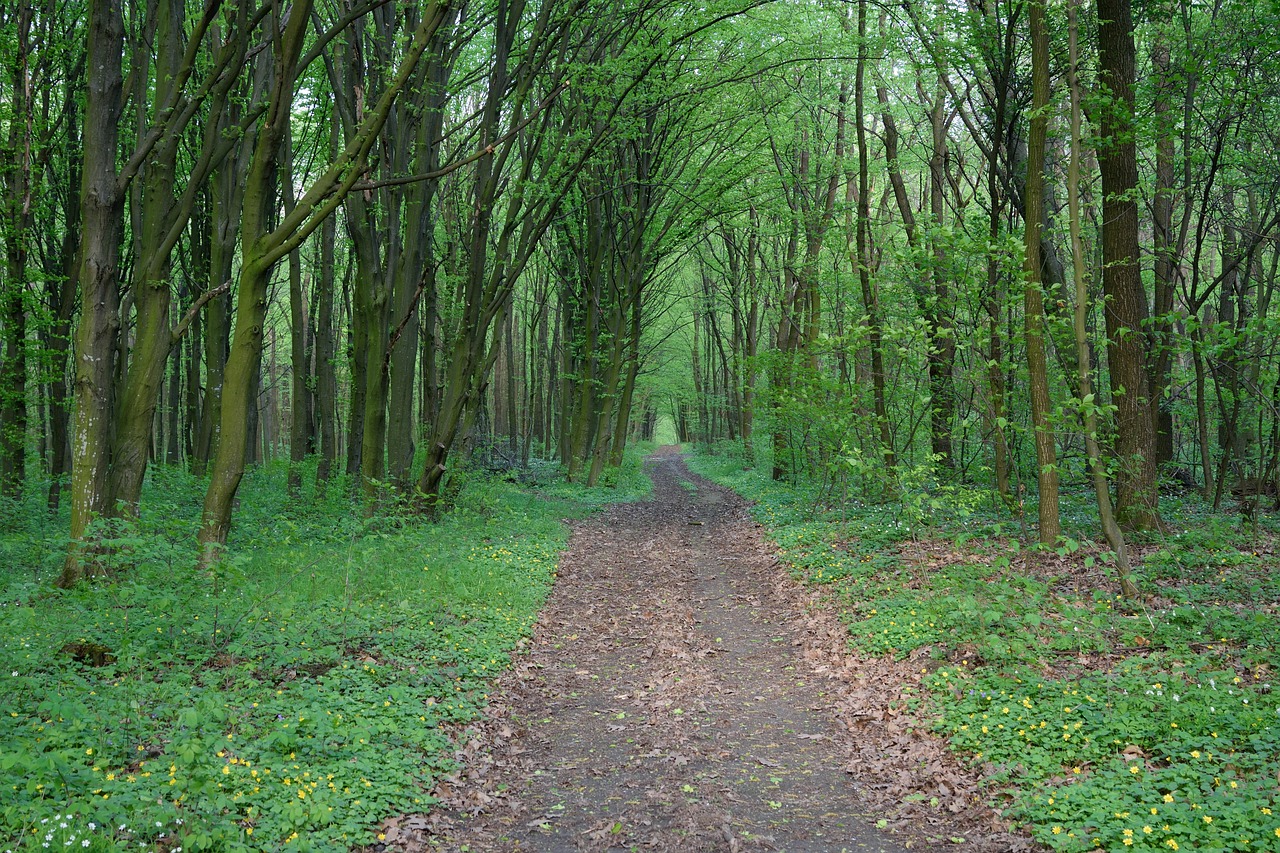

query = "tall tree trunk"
[106,0,248,511]
[741,212,760,462]
[1068,0,1136,595]
[504,310,518,454]
[1096,0,1160,529]
[1148,14,1177,466]
[200,0,316,557]
[586,335,623,486]
[770,225,799,480]
[1191,323,1214,499]
[193,118,244,476]
[106,0,184,516]
[166,296,182,464]
[610,300,643,467]
[344,197,379,486]
[46,99,81,510]
[1,0,33,496]
[966,0,1018,510]
[925,78,955,469]
[63,0,124,586]
[314,128,339,487]
[185,307,201,460]
[387,52,447,488]
[854,0,893,473]
[1024,0,1060,544]
[528,268,548,457]
[284,128,309,494]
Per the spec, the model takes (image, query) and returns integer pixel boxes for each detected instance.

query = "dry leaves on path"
[374,450,1040,852]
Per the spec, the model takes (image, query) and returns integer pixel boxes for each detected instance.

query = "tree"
[1095,0,1160,530]
[1023,0,1059,544]
[61,0,124,586]
[200,0,455,558]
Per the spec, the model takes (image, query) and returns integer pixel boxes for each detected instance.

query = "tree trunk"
[200,0,316,557]
[1024,0,1061,544]
[63,0,124,586]
[193,117,244,476]
[45,107,81,510]
[925,77,955,469]
[386,101,439,490]
[610,301,643,467]
[1,0,33,496]
[1068,0,1137,596]
[314,134,338,486]
[105,0,185,516]
[284,128,309,494]
[1148,16,1177,466]
[166,297,182,465]
[853,0,893,474]
[1096,0,1160,529]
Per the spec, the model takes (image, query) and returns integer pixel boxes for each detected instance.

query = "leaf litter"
[371,449,1040,851]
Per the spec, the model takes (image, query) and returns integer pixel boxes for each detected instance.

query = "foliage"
[689,445,1280,853]
[0,455,637,851]
[931,664,1280,852]
[537,444,654,507]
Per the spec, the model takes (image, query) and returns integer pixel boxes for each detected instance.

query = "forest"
[1,0,1278,849]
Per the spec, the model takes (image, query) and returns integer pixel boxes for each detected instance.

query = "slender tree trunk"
[166,296,182,464]
[504,310,518,454]
[1024,0,1061,544]
[194,126,242,475]
[770,226,799,480]
[185,307,200,460]
[314,166,338,487]
[345,206,377,487]
[529,268,548,455]
[421,259,439,434]
[387,74,444,488]
[284,128,309,494]
[741,214,760,462]
[854,0,893,473]
[926,78,955,469]
[1191,323,1214,499]
[46,120,81,510]
[1149,16,1177,466]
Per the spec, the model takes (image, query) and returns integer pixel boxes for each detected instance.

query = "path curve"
[384,450,1026,852]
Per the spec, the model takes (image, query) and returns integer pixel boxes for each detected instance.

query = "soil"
[378,449,1039,852]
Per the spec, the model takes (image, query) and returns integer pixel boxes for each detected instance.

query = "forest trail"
[390,450,1020,852]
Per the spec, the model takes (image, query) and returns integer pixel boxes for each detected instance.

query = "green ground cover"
[0,452,650,852]
[688,447,1280,853]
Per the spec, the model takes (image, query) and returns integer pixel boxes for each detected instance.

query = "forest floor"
[382,449,1033,852]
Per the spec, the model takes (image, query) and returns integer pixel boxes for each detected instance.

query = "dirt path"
[383,450,1033,852]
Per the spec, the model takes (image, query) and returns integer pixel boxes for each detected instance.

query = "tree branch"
[171,280,231,345]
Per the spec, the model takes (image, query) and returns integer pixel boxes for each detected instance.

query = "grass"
[688,446,1280,853]
[0,452,649,852]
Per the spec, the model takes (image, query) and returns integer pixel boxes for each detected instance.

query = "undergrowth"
[689,446,1280,853]
[0,452,647,852]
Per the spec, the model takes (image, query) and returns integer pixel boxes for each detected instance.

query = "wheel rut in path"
[406,450,972,851]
